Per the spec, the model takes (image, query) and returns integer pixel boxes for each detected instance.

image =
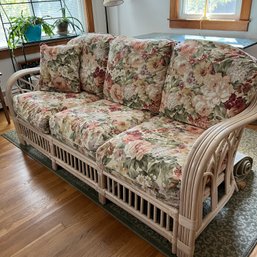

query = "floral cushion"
[13,91,100,134]
[39,44,81,93]
[96,116,204,208]
[103,36,174,113]
[49,99,152,158]
[68,33,114,96]
[160,40,257,129]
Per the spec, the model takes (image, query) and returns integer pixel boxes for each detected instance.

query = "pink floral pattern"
[39,44,81,93]
[96,116,204,208]
[103,36,174,113]
[68,33,114,96]
[160,40,257,129]
[13,91,100,133]
[49,100,152,156]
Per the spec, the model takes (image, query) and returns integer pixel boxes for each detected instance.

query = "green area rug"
[2,129,257,257]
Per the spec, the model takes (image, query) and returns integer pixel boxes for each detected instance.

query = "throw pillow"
[103,36,174,113]
[68,33,114,96]
[160,40,257,129]
[39,44,81,93]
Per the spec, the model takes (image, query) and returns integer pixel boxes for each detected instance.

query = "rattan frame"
[6,67,257,257]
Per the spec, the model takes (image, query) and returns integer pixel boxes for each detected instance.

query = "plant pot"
[57,21,69,35]
[24,24,42,42]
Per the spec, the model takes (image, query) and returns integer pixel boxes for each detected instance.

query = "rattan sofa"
[6,33,257,257]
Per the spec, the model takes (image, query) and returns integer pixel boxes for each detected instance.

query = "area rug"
[2,129,257,257]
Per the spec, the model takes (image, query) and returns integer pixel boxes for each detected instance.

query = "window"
[0,0,87,49]
[180,0,242,20]
[169,0,252,31]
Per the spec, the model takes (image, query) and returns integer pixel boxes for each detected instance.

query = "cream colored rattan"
[6,67,257,257]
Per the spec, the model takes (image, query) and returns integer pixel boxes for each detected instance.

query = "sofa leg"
[98,169,107,204]
[99,194,106,205]
[12,119,26,146]
[51,160,57,171]
[18,135,26,146]
[16,132,27,146]
[177,218,196,257]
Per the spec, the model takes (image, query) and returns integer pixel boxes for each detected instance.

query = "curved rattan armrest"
[176,96,257,256]
[179,95,257,223]
[6,67,40,117]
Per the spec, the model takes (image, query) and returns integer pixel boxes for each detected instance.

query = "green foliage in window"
[7,13,54,49]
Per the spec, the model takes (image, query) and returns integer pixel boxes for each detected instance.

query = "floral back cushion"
[103,36,174,113]
[160,40,257,129]
[39,44,81,93]
[68,33,114,96]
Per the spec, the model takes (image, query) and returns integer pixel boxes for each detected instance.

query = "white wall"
[106,0,257,38]
[0,53,39,92]
[0,58,14,92]
[105,0,257,57]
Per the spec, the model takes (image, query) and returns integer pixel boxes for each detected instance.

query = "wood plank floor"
[0,111,164,257]
[0,110,256,257]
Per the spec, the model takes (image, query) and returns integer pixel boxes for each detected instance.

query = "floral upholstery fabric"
[96,116,204,208]
[49,99,152,158]
[39,44,81,93]
[103,36,174,113]
[68,33,114,96]
[160,40,257,129]
[13,91,100,134]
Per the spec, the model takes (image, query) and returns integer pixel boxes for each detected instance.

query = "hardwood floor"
[0,110,256,257]
[0,111,164,257]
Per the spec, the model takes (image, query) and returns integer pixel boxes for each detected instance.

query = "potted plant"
[7,13,54,49]
[55,7,69,35]
[54,1,84,36]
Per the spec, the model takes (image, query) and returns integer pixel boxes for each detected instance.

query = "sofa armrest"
[6,67,40,117]
[177,95,257,256]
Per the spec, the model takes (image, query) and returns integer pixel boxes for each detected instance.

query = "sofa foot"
[99,194,106,205]
[177,225,195,257]
[17,135,26,146]
[51,160,57,171]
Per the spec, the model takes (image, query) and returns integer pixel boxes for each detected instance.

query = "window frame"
[0,0,94,59]
[169,0,252,31]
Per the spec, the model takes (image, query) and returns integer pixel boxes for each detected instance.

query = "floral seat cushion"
[103,36,174,113]
[96,116,204,208]
[49,99,152,159]
[13,91,100,134]
[160,40,257,129]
